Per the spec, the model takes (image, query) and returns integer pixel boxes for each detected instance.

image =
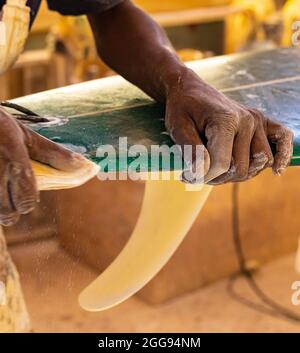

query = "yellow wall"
[32,0,233,33]
[31,1,60,33]
[31,1,232,34]
[225,0,276,53]
[133,0,231,13]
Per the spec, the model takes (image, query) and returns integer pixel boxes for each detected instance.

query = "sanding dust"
[0,227,30,332]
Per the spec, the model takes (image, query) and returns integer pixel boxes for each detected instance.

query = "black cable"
[0,101,39,116]
[0,101,50,123]
[228,183,300,324]
[13,114,50,123]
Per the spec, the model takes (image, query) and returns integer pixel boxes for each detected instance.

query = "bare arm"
[88,0,293,184]
[88,1,179,103]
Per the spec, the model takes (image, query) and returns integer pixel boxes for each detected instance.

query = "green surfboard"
[9,47,300,171]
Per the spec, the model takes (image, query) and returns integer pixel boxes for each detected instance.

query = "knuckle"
[277,124,292,134]
[249,108,260,115]
[241,112,255,130]
[250,108,264,120]
[224,109,240,124]
[284,127,294,140]
[8,163,34,184]
[9,162,24,177]
[249,109,269,130]
[271,125,294,142]
[207,118,237,136]
[214,106,238,120]
[222,108,238,118]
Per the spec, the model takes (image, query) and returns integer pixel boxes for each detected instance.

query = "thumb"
[166,111,210,183]
[22,126,87,171]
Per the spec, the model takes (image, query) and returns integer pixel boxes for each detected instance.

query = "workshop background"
[2,0,300,332]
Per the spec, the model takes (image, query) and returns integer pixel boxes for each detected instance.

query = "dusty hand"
[0,108,86,226]
[165,67,294,184]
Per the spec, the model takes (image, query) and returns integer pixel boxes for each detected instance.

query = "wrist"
[163,63,188,94]
[163,64,206,98]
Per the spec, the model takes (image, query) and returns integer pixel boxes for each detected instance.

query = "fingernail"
[181,159,205,184]
[207,166,235,185]
[191,162,205,183]
[273,167,285,176]
[248,166,260,177]
[181,170,198,184]
[247,171,259,179]
[207,180,221,186]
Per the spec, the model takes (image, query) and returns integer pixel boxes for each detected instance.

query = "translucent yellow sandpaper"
[32,160,100,191]
[79,172,212,312]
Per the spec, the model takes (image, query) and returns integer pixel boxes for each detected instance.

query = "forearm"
[87,0,187,103]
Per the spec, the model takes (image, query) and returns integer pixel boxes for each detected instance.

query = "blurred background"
[2,0,300,332]
[0,0,297,99]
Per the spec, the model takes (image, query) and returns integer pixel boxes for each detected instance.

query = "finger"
[204,121,235,183]
[21,127,87,172]
[165,112,210,183]
[9,161,39,215]
[0,163,19,226]
[248,127,274,179]
[208,123,253,185]
[267,120,294,175]
[243,109,273,179]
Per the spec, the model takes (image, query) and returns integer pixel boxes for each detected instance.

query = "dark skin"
[0,0,294,226]
[88,1,293,182]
